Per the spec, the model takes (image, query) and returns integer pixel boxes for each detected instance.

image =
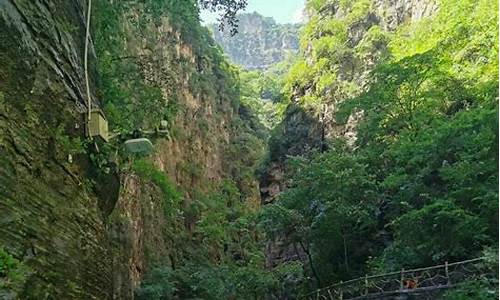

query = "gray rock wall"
[0,0,111,298]
[211,12,300,70]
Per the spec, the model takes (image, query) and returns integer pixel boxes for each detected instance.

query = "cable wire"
[84,0,93,138]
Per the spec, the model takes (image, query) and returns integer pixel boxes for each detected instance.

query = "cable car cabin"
[124,138,154,154]
[87,109,109,142]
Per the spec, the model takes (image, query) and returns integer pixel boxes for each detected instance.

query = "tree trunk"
[299,241,322,287]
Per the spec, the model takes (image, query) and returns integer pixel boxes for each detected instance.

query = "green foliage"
[0,249,19,278]
[0,248,29,295]
[379,200,487,269]
[273,261,307,297]
[342,0,372,23]
[199,0,247,35]
[50,124,86,160]
[132,159,181,216]
[240,69,283,104]
[306,0,328,12]
[261,0,499,293]
[136,263,279,300]
[283,59,314,101]
[135,179,298,299]
[91,0,497,297]
[94,1,174,132]
[94,0,242,135]
[239,69,282,129]
[92,2,278,299]
[441,247,499,299]
[288,0,377,115]
[135,266,177,300]
[261,143,379,283]
[442,278,498,300]
[355,25,391,60]
[0,91,6,113]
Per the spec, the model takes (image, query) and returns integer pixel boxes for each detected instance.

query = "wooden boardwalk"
[302,258,492,300]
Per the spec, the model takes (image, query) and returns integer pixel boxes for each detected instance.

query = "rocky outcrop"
[0,0,110,298]
[373,0,439,31]
[102,7,248,297]
[210,12,300,70]
[259,0,439,270]
[260,0,439,204]
[109,174,173,299]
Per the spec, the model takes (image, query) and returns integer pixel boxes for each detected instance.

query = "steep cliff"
[0,0,265,298]
[0,0,111,298]
[259,0,498,293]
[2,0,495,298]
[260,0,439,203]
[259,0,440,281]
[96,3,266,297]
[210,12,300,70]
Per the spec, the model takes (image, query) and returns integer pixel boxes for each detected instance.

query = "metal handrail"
[302,257,488,299]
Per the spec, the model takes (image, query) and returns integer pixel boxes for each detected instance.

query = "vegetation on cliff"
[93,1,292,299]
[260,0,498,296]
[1,0,498,299]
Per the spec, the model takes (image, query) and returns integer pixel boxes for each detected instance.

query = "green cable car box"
[88,109,109,142]
[124,138,154,154]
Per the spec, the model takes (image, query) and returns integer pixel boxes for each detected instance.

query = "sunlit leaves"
[268,0,498,286]
[391,199,487,265]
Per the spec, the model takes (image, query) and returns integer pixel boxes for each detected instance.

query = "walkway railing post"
[400,268,405,290]
[445,261,450,285]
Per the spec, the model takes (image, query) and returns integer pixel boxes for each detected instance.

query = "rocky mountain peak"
[210,12,301,70]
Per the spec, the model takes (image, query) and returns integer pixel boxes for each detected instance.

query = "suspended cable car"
[85,111,163,154]
[124,138,154,154]
[88,109,109,142]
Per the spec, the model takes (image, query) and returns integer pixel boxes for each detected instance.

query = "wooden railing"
[302,257,492,300]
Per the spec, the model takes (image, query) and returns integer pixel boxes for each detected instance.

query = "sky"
[200,0,306,25]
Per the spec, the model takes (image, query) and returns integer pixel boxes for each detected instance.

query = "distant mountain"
[210,12,301,70]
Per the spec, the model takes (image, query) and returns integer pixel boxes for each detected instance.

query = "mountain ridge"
[210,12,301,70]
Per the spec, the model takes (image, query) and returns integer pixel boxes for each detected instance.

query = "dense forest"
[0,0,498,299]
[259,0,499,298]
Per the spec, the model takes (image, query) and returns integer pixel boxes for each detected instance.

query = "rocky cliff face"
[0,1,263,299]
[261,0,439,204]
[211,12,300,70]
[101,5,263,298]
[259,0,439,268]
[0,0,111,298]
[320,0,438,32]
